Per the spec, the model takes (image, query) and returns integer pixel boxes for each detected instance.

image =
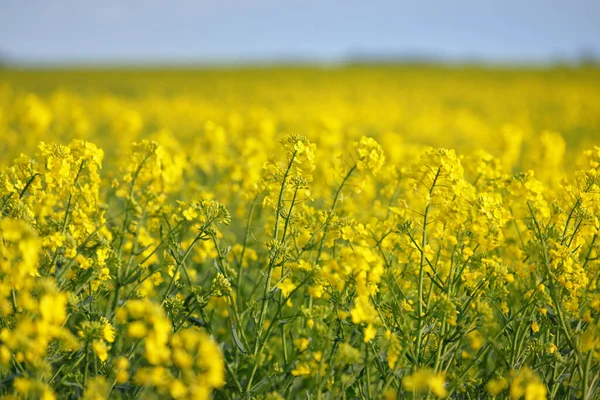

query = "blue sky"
[0,0,598,65]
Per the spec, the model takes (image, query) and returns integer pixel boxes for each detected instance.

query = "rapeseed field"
[0,66,599,399]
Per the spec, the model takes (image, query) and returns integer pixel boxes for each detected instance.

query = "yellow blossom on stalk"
[354,136,385,175]
[509,368,547,400]
[291,362,311,377]
[294,337,309,352]
[13,377,32,395]
[486,377,508,396]
[282,135,316,174]
[468,330,484,351]
[41,389,56,400]
[114,356,130,384]
[82,377,110,400]
[92,340,109,362]
[170,379,187,398]
[579,328,600,353]
[336,343,362,365]
[524,383,548,400]
[363,324,377,343]
[350,296,378,324]
[276,278,297,298]
[402,368,448,398]
[102,321,116,343]
[128,321,148,338]
[387,334,402,369]
[172,327,225,390]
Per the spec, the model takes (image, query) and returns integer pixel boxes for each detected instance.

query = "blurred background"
[1,0,599,66]
[1,0,599,177]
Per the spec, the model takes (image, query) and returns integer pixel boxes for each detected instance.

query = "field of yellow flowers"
[0,66,599,399]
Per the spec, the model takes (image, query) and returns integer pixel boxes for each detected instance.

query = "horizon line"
[2,54,599,70]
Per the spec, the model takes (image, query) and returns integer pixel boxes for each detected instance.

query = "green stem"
[583,351,593,400]
[416,167,440,367]
[237,194,259,301]
[365,344,372,399]
[315,164,357,265]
